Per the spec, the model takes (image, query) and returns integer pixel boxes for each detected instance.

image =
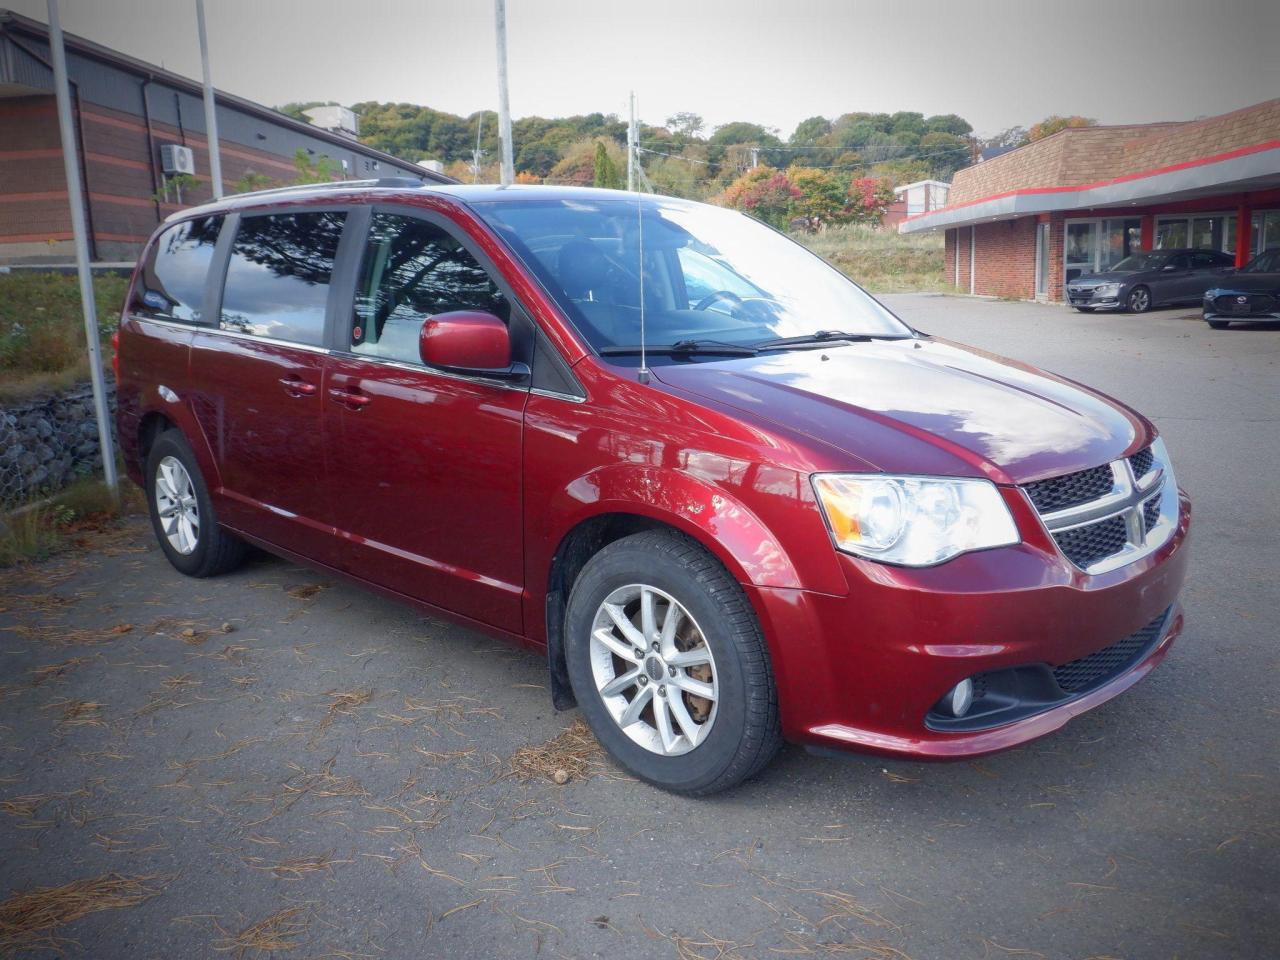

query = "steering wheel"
[694,290,745,312]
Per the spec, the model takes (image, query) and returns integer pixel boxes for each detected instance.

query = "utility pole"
[47,0,117,495]
[750,146,760,170]
[494,0,513,186]
[627,92,636,192]
[472,112,484,183]
[195,0,223,199]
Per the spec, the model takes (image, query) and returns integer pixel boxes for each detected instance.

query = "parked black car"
[1065,248,1235,314]
[1202,248,1280,329]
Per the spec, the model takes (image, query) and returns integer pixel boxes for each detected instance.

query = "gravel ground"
[1,295,1276,959]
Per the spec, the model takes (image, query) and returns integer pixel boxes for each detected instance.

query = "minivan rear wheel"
[564,530,781,795]
[145,430,246,578]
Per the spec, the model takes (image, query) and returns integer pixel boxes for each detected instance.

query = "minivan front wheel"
[145,430,246,578]
[564,530,781,794]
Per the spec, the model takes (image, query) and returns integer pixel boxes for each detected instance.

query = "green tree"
[233,171,276,194]
[665,112,705,140]
[919,132,971,178]
[593,141,622,189]
[925,113,973,137]
[293,149,339,184]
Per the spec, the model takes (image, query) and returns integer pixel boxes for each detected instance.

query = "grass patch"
[0,272,128,402]
[797,223,945,293]
[0,474,143,568]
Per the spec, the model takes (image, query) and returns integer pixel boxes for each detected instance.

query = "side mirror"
[1161,263,1178,272]
[419,310,518,376]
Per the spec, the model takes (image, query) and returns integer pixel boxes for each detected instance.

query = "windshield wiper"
[754,330,910,350]
[599,339,759,357]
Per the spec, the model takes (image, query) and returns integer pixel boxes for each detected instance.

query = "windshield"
[1109,253,1170,273]
[1243,250,1279,273]
[471,197,912,357]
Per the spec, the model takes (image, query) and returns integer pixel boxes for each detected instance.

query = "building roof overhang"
[899,140,1280,233]
[0,8,455,184]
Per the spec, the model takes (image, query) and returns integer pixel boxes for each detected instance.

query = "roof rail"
[234,177,430,201]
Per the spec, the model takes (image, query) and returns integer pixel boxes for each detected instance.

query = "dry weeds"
[509,719,605,784]
[0,873,167,954]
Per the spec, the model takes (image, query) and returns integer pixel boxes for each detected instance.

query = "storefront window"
[1155,219,1188,248]
[1064,222,1096,282]
[1263,212,1280,253]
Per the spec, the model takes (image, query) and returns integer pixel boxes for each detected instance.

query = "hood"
[652,338,1149,484]
[1068,271,1133,286]
[1207,274,1280,294]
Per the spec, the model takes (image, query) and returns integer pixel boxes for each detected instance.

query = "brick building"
[0,9,450,265]
[900,99,1280,302]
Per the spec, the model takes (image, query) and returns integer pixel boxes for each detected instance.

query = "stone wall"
[0,381,116,508]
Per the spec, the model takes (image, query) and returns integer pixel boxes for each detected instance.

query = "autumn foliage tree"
[1027,115,1097,142]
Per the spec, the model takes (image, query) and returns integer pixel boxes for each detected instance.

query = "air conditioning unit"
[160,144,195,176]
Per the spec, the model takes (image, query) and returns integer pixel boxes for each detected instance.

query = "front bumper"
[1203,290,1280,321]
[747,487,1191,760]
[1066,288,1123,311]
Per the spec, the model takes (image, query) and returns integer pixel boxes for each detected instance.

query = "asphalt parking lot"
[1,294,1277,959]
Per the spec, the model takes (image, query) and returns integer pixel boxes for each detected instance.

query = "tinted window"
[136,216,222,322]
[350,213,508,363]
[1190,252,1223,269]
[1247,250,1280,273]
[220,211,346,345]
[1167,254,1190,270]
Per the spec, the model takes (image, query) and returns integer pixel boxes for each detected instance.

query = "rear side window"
[220,211,346,346]
[350,213,508,364]
[135,216,222,322]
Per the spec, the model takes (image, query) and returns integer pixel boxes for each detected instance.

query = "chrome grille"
[1024,464,1113,513]
[1128,448,1154,481]
[1024,444,1175,575]
[1053,515,1128,569]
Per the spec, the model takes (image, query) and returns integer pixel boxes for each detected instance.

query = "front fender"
[560,462,804,589]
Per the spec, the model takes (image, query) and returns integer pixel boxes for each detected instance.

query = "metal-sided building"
[0,9,450,265]
[900,99,1280,302]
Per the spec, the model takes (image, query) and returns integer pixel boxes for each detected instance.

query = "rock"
[552,769,570,785]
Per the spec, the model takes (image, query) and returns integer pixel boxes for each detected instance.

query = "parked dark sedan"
[1066,248,1235,314]
[1203,248,1280,329]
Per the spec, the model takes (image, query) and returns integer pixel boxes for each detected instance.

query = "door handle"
[327,387,372,410]
[279,376,317,397]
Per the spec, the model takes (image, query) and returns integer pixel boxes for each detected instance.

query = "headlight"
[1095,282,1120,296]
[812,474,1020,567]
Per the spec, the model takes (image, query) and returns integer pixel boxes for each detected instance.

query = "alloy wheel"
[588,583,719,756]
[154,455,200,555]
[1129,288,1150,312]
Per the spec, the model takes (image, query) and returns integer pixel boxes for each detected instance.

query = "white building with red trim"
[899,99,1280,301]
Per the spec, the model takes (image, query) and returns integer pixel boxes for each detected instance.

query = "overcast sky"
[10,0,1279,138]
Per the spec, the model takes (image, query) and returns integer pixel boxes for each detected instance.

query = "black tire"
[564,530,782,795]
[1206,319,1229,330]
[1126,286,1152,313]
[145,429,246,578]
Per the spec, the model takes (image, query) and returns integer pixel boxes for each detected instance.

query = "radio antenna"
[636,190,649,384]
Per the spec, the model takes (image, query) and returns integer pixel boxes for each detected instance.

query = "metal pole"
[494,0,513,186]
[47,0,117,495]
[195,0,223,198]
[627,92,635,192]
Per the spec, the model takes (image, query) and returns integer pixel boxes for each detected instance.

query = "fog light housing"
[946,678,974,717]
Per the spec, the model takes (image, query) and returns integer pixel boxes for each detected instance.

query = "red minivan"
[115,181,1190,794]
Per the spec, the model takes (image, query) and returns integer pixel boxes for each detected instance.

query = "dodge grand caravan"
[115,181,1190,795]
